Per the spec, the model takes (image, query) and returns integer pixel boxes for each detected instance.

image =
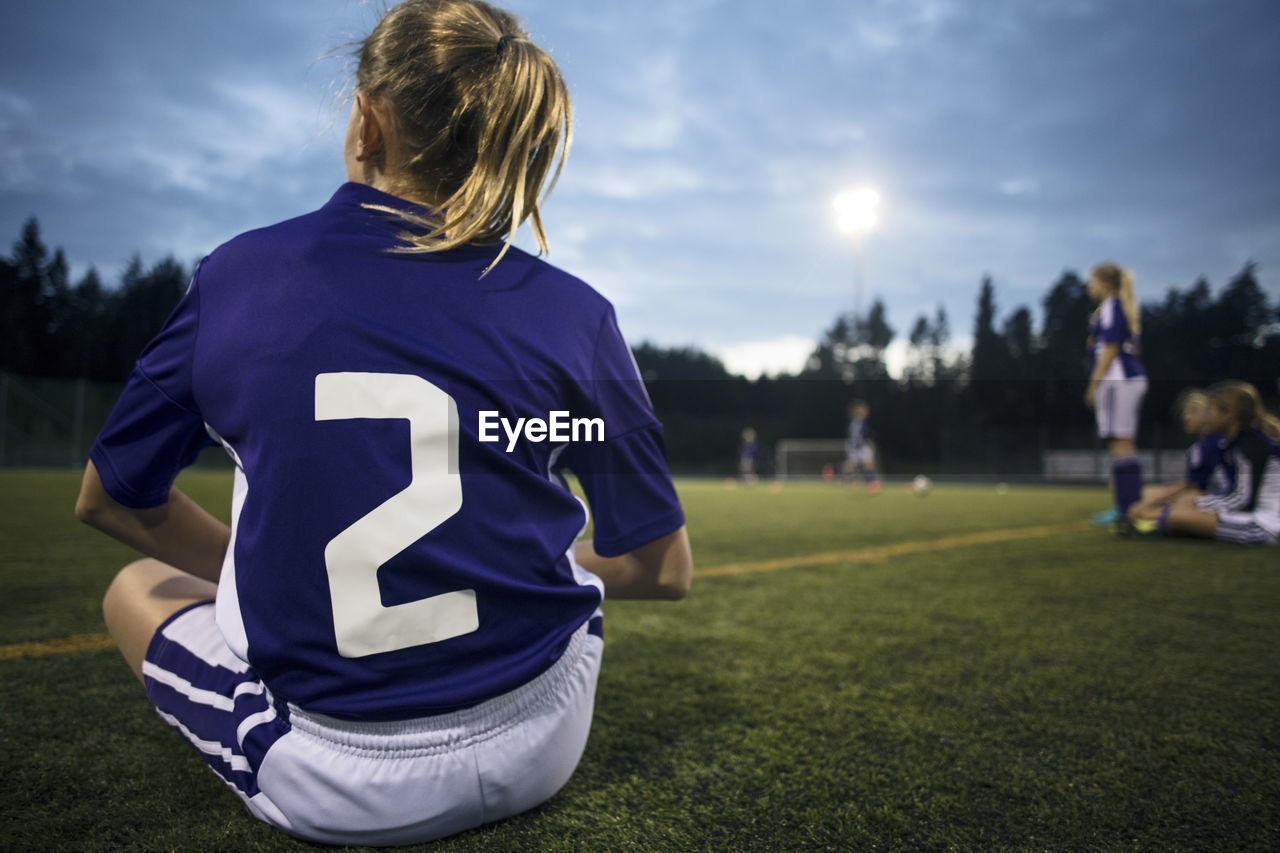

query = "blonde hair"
[1090,262,1142,336]
[354,0,571,273]
[1208,380,1280,441]
[1175,387,1207,411]
[1173,386,1207,419]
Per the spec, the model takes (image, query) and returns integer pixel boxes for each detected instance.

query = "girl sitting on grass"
[1146,381,1280,545]
[74,0,691,844]
[1128,387,1231,523]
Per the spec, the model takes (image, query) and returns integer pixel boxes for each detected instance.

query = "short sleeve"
[562,307,684,557]
[89,268,214,508]
[1097,299,1127,345]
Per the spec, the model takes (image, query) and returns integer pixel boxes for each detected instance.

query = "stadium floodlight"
[833,187,880,316]
[833,187,880,235]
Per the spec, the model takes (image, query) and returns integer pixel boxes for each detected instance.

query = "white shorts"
[1095,376,1147,440]
[1214,511,1280,545]
[144,602,604,846]
[845,445,875,468]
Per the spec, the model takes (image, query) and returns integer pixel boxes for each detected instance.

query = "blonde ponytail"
[1090,262,1141,335]
[1261,410,1280,442]
[353,0,571,274]
[1117,266,1141,336]
[1209,380,1280,442]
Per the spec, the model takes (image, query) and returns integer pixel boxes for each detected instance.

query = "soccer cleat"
[1132,518,1159,535]
[1109,519,1136,538]
[1090,508,1121,525]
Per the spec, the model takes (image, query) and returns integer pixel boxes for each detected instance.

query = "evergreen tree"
[969,276,1010,422]
[804,299,895,383]
[1036,271,1093,430]
[905,304,952,386]
[852,299,895,381]
[2,219,52,374]
[67,268,108,380]
[39,248,74,377]
[102,255,188,380]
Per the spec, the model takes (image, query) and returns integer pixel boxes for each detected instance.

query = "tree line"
[1,220,189,383]
[3,217,1277,474]
[635,262,1277,474]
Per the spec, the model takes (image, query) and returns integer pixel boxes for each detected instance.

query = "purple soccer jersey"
[1088,296,1145,379]
[1186,432,1233,495]
[91,182,684,720]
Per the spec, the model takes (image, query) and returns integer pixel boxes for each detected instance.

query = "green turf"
[2,471,1278,851]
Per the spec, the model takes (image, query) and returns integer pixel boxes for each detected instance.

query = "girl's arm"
[1129,481,1196,520]
[1084,343,1120,409]
[574,526,692,601]
[75,460,230,583]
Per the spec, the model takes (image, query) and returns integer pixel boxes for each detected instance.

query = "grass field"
[2,469,1278,851]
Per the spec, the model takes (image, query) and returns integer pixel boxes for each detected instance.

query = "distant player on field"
[1084,262,1146,533]
[74,1,691,844]
[1150,381,1280,544]
[843,400,881,494]
[739,427,759,484]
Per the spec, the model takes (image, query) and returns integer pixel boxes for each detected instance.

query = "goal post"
[774,439,849,480]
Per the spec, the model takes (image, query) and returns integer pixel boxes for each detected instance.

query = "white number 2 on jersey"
[315,372,478,658]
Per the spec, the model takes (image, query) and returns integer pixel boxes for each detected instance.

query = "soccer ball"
[911,475,933,496]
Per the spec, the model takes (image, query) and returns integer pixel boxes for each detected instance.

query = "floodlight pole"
[852,233,864,320]
[833,188,879,323]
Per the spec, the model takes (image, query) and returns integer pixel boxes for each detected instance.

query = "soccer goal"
[773,439,850,480]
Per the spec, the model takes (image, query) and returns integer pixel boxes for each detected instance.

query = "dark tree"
[1,219,53,375]
[1036,270,1093,430]
[805,298,895,384]
[968,276,1011,423]
[100,255,188,381]
[905,304,953,386]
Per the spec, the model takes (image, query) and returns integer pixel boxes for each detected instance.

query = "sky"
[2,0,1278,378]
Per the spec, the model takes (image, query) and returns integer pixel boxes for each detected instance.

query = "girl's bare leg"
[102,559,216,684]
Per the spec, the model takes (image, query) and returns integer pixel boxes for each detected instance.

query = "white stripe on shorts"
[236,707,280,751]
[155,708,253,773]
[142,660,236,711]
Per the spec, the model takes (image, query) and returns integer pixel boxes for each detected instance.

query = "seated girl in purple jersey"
[1153,381,1280,545]
[74,1,691,845]
[1128,388,1231,523]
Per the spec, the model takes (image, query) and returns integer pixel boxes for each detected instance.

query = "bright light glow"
[833,187,881,233]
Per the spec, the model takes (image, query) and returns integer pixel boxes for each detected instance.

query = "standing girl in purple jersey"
[1084,262,1147,533]
[74,1,691,844]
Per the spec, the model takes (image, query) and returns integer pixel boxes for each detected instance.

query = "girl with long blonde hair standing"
[1085,262,1147,532]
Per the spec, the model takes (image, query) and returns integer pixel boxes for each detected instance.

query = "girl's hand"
[1084,384,1096,410]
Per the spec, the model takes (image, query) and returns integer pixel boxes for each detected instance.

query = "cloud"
[711,335,817,379]
[999,178,1039,197]
[565,159,709,201]
[119,78,336,196]
[1,0,1276,352]
[0,90,37,190]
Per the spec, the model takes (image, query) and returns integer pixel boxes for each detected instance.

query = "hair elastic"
[497,34,516,54]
